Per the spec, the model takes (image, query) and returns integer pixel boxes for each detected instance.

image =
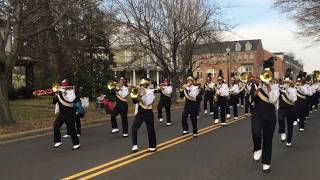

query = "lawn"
[0,95,184,136]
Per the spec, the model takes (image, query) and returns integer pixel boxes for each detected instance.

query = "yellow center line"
[62,115,248,180]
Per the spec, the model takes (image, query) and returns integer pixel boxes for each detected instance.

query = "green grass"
[0,94,184,136]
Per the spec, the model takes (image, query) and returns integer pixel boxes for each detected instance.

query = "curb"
[0,106,184,144]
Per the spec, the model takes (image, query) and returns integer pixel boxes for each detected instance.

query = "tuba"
[240,72,249,84]
[260,68,273,84]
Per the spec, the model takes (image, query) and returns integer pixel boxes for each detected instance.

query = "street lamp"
[226,47,231,85]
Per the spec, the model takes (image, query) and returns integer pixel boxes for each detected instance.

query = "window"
[207,68,214,74]
[196,71,203,79]
[245,42,252,51]
[238,65,253,74]
[235,42,242,52]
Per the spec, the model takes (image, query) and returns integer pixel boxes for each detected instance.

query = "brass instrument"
[107,80,118,90]
[260,68,273,84]
[214,84,220,102]
[129,86,146,99]
[240,72,249,84]
[33,83,63,96]
[313,70,320,81]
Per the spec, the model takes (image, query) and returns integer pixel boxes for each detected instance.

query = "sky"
[216,0,320,73]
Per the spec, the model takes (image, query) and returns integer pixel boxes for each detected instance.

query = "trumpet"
[260,68,273,84]
[33,83,62,96]
[107,80,118,90]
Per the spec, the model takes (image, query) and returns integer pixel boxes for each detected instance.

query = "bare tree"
[112,0,226,101]
[274,0,320,43]
[0,0,77,124]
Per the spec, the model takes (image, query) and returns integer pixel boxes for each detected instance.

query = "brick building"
[192,39,303,83]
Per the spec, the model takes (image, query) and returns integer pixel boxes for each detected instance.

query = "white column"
[147,70,150,78]
[156,70,160,85]
[133,70,136,86]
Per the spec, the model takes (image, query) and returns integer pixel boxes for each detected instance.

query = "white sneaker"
[54,142,62,148]
[226,114,231,118]
[214,119,219,124]
[297,118,300,122]
[316,109,318,112]
[262,164,271,173]
[197,116,199,119]
[234,117,239,120]
[253,149,262,162]
[286,142,292,147]
[280,133,286,141]
[63,135,70,138]
[237,104,240,107]
[293,121,298,126]
[209,112,214,115]
[77,134,81,137]
[306,116,309,119]
[299,128,305,132]
[193,134,198,137]
[111,129,119,133]
[148,148,157,152]
[166,123,172,126]
[72,144,80,150]
[204,110,208,114]
[123,134,128,137]
[241,105,244,108]
[159,118,164,122]
[182,131,189,135]
[132,145,139,151]
[220,122,227,126]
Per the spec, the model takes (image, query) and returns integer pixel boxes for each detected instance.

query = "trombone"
[33,83,63,96]
[129,86,146,99]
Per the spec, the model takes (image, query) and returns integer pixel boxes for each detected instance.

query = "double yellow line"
[62,114,248,180]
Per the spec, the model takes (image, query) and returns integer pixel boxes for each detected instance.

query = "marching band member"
[203,74,215,115]
[229,74,240,119]
[245,76,258,116]
[180,76,200,137]
[312,76,320,111]
[110,77,129,137]
[195,77,204,119]
[157,78,173,126]
[305,76,314,119]
[239,81,245,107]
[215,70,229,126]
[278,69,297,147]
[131,78,157,152]
[295,72,309,131]
[53,79,80,150]
[251,58,279,173]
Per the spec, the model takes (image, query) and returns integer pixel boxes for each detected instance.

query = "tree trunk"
[171,73,179,102]
[0,69,15,124]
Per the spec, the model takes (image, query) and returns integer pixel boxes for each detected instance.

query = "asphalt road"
[1,105,320,180]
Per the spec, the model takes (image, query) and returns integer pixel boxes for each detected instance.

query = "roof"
[193,39,262,55]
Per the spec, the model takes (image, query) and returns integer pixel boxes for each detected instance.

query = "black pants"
[157,96,172,123]
[111,101,129,134]
[54,112,79,145]
[296,100,307,129]
[67,115,81,135]
[230,95,239,117]
[251,109,276,165]
[245,95,252,114]
[218,97,227,123]
[132,107,157,148]
[239,91,245,106]
[213,101,219,120]
[204,93,214,113]
[226,98,231,115]
[196,98,202,117]
[182,101,198,134]
[306,96,312,116]
[278,107,295,143]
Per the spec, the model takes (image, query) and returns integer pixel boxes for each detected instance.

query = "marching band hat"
[186,76,195,82]
[60,79,71,87]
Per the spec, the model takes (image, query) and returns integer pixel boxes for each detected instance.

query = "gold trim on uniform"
[139,101,152,110]
[257,90,271,104]
[297,91,306,99]
[57,94,74,107]
[281,94,294,106]
[184,89,196,101]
